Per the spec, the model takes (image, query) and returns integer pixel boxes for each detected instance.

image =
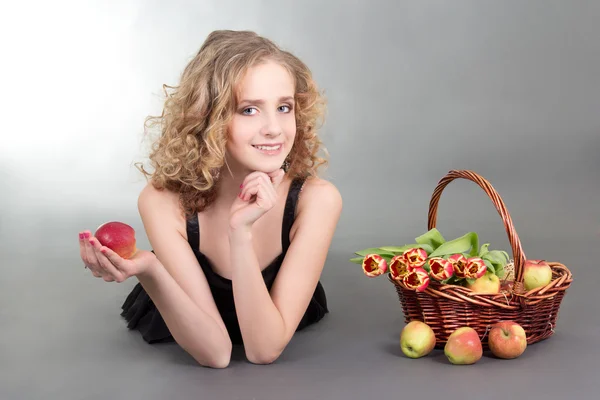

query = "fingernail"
[79,233,83,239]
[240,184,243,188]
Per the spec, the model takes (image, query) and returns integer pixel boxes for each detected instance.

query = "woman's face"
[226,60,296,175]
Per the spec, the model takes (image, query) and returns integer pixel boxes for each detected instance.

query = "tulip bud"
[428,257,454,281]
[403,267,430,292]
[389,254,411,281]
[403,247,428,269]
[464,257,487,279]
[362,254,388,277]
[448,253,468,278]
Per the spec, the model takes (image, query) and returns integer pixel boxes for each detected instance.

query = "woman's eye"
[279,105,292,112]
[242,107,257,115]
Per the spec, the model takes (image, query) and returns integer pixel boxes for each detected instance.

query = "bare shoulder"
[291,176,343,238]
[297,176,343,214]
[138,181,181,212]
[137,182,187,236]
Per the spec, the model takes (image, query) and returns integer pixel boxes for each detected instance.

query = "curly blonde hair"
[135,30,328,218]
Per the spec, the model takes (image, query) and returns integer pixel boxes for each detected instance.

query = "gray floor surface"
[2,179,599,400]
[3,1,599,398]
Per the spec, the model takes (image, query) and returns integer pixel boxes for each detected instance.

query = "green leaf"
[466,278,476,285]
[481,250,511,278]
[428,232,479,258]
[415,228,446,250]
[354,248,385,256]
[478,243,490,257]
[483,259,495,274]
[494,264,505,279]
[422,260,431,272]
[377,245,413,253]
[378,243,434,255]
[482,250,509,266]
[442,275,458,285]
[349,257,364,264]
[415,244,435,254]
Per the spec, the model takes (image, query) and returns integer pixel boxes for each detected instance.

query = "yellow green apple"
[466,272,500,294]
[400,321,436,358]
[444,327,483,365]
[523,259,553,290]
[488,321,527,359]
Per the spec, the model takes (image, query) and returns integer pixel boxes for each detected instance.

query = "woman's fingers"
[239,179,261,201]
[268,168,285,189]
[241,170,268,186]
[79,232,89,268]
[100,246,136,278]
[89,238,125,282]
[241,180,276,209]
[79,230,129,282]
[82,232,104,277]
[240,174,276,202]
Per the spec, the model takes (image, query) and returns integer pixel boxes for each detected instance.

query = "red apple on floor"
[523,259,553,290]
[444,327,483,365]
[94,221,137,259]
[488,321,527,359]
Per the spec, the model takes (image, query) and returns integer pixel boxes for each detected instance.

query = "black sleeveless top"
[121,177,328,345]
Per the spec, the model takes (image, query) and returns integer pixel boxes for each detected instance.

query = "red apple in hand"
[488,321,527,359]
[94,221,137,259]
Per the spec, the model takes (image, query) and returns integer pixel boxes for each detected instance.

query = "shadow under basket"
[389,170,573,351]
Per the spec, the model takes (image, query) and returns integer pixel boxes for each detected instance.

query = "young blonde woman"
[78,30,342,368]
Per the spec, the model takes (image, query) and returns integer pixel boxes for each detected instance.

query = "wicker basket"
[389,169,573,350]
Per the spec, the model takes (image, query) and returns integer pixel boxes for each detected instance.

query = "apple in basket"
[523,259,553,290]
[400,321,436,359]
[465,272,501,294]
[488,321,527,359]
[444,327,483,365]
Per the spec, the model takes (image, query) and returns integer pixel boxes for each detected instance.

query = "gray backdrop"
[2,0,598,399]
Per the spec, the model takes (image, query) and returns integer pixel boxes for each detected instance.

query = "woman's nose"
[260,114,282,137]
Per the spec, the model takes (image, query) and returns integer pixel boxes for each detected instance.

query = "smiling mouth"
[252,144,282,151]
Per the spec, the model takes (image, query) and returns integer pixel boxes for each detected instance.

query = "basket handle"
[427,170,527,283]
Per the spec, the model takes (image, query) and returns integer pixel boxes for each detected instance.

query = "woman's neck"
[212,163,252,211]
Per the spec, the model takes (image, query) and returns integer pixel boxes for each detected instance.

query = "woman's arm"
[136,184,232,368]
[229,179,342,364]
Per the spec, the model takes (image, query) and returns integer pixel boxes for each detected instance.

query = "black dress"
[120,176,329,345]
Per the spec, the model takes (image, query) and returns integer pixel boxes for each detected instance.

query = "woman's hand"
[79,231,157,282]
[229,169,286,232]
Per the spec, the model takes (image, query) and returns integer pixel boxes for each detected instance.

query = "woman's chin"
[246,161,285,174]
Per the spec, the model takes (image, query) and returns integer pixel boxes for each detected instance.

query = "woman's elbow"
[246,348,283,365]
[204,352,231,369]
[189,348,231,369]
[180,340,232,369]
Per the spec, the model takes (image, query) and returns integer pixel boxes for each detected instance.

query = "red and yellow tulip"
[362,254,388,277]
[428,257,454,281]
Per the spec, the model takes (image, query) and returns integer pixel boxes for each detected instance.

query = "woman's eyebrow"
[239,96,295,105]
